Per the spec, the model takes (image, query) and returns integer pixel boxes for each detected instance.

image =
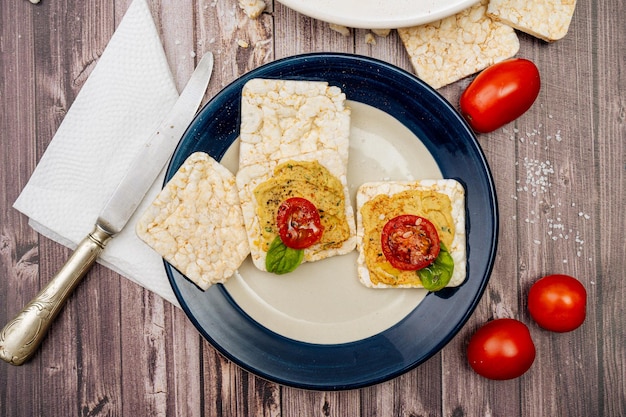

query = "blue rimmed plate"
[164,53,498,390]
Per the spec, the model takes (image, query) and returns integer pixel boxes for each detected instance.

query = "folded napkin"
[13,0,182,307]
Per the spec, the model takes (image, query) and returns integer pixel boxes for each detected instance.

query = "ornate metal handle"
[0,225,113,365]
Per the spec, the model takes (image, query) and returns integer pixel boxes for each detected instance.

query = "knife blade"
[0,52,214,366]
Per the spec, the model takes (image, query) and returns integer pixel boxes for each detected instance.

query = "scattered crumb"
[365,33,377,45]
[237,39,250,48]
[329,23,351,37]
[371,29,392,37]
[238,0,266,19]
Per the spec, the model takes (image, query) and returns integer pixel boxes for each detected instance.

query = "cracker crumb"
[365,33,377,45]
[329,23,351,37]
[371,28,392,37]
[238,0,266,19]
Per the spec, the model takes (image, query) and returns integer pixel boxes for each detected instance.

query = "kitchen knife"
[0,52,214,366]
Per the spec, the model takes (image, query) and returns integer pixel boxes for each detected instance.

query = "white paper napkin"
[13,0,183,307]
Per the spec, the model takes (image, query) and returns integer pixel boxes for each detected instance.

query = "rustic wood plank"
[354,29,413,73]
[201,345,281,417]
[198,0,274,90]
[594,0,626,415]
[514,7,601,414]
[274,3,353,58]
[0,0,42,414]
[119,284,170,415]
[361,356,444,415]
[280,388,361,417]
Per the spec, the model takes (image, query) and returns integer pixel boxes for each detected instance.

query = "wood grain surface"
[1,0,624,416]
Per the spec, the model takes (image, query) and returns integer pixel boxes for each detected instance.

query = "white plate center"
[220,101,442,344]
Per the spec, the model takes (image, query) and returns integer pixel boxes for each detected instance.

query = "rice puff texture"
[136,152,250,290]
[239,78,350,169]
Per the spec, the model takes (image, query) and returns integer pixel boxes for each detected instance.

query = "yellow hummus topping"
[253,160,351,255]
[360,189,455,286]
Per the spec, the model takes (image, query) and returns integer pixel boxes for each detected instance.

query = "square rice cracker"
[487,0,576,42]
[236,148,357,272]
[356,179,466,289]
[398,0,519,89]
[136,152,250,290]
[239,78,351,168]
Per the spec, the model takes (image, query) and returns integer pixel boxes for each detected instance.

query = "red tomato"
[460,58,541,133]
[528,274,587,332]
[380,215,440,271]
[276,197,323,249]
[467,318,536,380]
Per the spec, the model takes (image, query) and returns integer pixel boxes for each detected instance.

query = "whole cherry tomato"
[467,318,536,380]
[460,58,541,133]
[528,274,587,332]
[381,215,440,271]
[276,197,323,249]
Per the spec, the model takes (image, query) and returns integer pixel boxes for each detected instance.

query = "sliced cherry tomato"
[528,274,587,332]
[380,215,440,271]
[467,318,536,380]
[460,58,541,133]
[276,197,323,249]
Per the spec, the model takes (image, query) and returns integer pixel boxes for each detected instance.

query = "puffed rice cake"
[398,0,519,89]
[136,152,249,290]
[487,0,577,42]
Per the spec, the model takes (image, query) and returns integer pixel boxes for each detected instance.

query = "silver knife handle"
[0,225,113,365]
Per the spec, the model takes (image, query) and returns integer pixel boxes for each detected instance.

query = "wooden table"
[1,0,624,415]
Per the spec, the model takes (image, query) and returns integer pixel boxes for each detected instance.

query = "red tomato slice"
[528,274,587,332]
[467,318,536,380]
[380,215,440,271]
[276,197,324,249]
[460,58,541,133]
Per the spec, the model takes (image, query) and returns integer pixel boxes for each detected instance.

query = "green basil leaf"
[266,236,304,275]
[417,242,455,291]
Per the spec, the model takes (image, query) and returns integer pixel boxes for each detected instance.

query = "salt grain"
[512,125,592,262]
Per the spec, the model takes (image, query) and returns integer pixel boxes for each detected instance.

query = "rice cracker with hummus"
[236,78,356,274]
[356,179,466,290]
[236,149,357,274]
[136,152,249,290]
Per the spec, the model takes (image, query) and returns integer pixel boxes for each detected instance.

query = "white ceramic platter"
[278,0,479,29]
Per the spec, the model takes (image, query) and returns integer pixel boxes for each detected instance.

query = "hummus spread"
[253,160,351,256]
[360,189,455,286]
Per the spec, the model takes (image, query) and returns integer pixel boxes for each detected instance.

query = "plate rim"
[164,52,499,390]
